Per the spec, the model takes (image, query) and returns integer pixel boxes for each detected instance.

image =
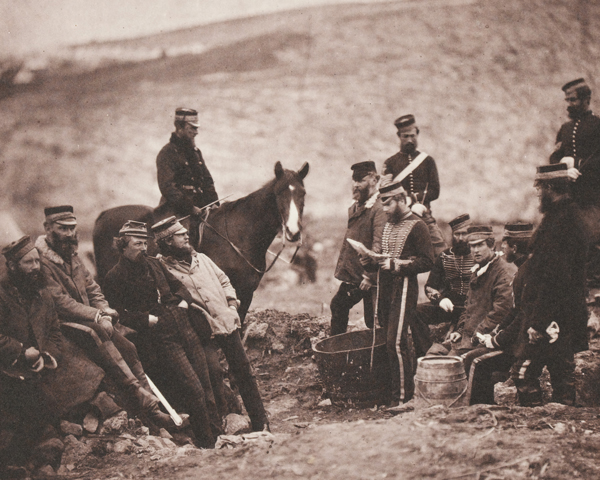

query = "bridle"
[201,191,303,275]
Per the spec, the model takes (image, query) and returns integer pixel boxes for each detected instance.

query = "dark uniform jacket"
[519,198,589,354]
[455,254,513,350]
[550,110,600,207]
[382,150,440,208]
[0,274,62,379]
[334,194,387,285]
[425,248,475,307]
[156,133,219,216]
[36,236,109,323]
[103,256,193,334]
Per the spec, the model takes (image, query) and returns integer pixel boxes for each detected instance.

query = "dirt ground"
[45,306,600,480]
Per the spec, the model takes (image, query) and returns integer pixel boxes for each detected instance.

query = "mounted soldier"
[156,107,220,247]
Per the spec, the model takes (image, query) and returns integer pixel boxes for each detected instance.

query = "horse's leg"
[237,290,254,326]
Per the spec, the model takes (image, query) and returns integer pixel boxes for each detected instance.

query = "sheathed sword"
[145,374,184,426]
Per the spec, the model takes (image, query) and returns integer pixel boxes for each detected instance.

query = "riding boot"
[96,342,174,428]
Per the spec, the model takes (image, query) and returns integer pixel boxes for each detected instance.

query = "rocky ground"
[9,305,600,480]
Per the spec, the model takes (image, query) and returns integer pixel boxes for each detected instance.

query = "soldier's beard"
[10,268,45,296]
[452,240,471,256]
[402,143,416,154]
[567,105,586,119]
[163,243,193,263]
[49,232,78,260]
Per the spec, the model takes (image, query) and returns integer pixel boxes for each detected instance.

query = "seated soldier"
[427,225,514,378]
[416,214,474,335]
[0,237,101,477]
[103,221,222,448]
[36,205,174,428]
[152,216,270,432]
[468,223,534,404]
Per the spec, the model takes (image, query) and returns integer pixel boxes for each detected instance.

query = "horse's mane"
[213,170,299,215]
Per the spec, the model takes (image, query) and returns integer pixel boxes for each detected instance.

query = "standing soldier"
[330,161,386,336]
[383,114,447,255]
[508,164,588,406]
[156,108,220,247]
[549,78,600,287]
[362,178,434,405]
[416,213,474,333]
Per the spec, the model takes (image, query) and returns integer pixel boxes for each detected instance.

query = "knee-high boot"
[96,342,174,428]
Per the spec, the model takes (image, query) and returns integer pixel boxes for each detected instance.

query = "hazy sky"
[1,0,387,55]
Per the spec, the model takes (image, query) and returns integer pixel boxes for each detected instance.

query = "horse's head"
[273,161,309,243]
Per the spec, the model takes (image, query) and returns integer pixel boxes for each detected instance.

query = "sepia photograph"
[1,0,600,478]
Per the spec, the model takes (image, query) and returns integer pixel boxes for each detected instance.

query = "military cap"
[466,225,495,245]
[534,163,569,183]
[503,223,534,239]
[448,213,471,232]
[175,108,199,127]
[351,161,377,181]
[562,78,587,93]
[394,114,417,133]
[44,205,77,226]
[118,220,150,238]
[2,235,35,262]
[151,216,187,241]
[379,175,406,199]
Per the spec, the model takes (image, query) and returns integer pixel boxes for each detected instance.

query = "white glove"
[476,333,494,349]
[439,298,454,312]
[411,203,427,217]
[560,157,581,181]
[148,314,159,327]
[546,321,560,344]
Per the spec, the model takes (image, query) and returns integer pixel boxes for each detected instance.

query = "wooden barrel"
[414,356,469,408]
[312,329,391,406]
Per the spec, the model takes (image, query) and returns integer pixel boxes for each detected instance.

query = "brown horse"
[92,161,309,321]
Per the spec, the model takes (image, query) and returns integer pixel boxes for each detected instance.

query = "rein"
[202,219,301,275]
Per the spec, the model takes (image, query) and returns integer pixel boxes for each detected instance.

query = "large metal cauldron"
[312,329,391,406]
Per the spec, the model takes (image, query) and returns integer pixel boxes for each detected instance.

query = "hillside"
[1,0,599,236]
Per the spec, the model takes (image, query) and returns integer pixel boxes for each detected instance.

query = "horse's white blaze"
[286,197,300,236]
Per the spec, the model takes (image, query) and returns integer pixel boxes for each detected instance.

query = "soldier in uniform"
[362,178,434,404]
[427,225,514,378]
[506,164,588,406]
[383,114,447,255]
[330,161,386,336]
[416,213,474,334]
[156,108,220,247]
[550,78,600,287]
[36,206,174,428]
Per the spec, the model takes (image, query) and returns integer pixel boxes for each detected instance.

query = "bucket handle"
[414,383,469,408]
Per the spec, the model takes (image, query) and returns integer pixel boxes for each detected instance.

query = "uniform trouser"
[510,342,576,407]
[152,306,221,448]
[330,282,375,336]
[468,351,513,405]
[379,276,432,403]
[63,320,140,367]
[214,331,268,431]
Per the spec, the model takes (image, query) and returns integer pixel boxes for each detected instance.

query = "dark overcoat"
[520,198,589,354]
[156,133,219,216]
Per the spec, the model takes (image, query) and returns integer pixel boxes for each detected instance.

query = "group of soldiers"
[331,77,599,407]
[0,109,267,475]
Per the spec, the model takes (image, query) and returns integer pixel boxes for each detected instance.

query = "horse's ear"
[298,162,309,180]
[274,161,284,179]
